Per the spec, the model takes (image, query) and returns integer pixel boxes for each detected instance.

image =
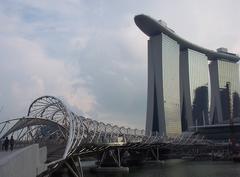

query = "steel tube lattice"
[0,95,208,168]
[0,96,147,164]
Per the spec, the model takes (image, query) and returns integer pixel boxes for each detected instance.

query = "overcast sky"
[0,0,239,129]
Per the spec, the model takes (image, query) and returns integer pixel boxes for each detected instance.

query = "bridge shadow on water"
[81,160,240,177]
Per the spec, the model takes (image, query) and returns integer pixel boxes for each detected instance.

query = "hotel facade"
[135,14,240,136]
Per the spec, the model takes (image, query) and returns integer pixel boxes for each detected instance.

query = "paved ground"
[0,148,22,164]
[0,150,16,158]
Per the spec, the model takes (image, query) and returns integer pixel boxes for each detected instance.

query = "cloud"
[0,0,240,130]
[67,22,148,128]
[0,2,147,128]
[0,14,96,120]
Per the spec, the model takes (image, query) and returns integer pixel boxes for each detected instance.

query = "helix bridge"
[0,96,225,177]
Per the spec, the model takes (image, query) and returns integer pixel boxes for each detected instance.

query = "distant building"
[134,14,240,137]
[209,60,240,124]
[180,49,209,130]
[146,34,181,136]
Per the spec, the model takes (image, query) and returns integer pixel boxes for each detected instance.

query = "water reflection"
[84,160,240,177]
[192,86,208,126]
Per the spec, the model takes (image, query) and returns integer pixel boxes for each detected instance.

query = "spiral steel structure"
[0,95,210,175]
[0,96,148,164]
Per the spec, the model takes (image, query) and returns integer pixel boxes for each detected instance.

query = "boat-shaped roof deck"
[134,14,240,62]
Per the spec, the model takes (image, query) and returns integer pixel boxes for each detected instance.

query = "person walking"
[0,137,4,151]
[4,137,9,151]
[10,136,14,151]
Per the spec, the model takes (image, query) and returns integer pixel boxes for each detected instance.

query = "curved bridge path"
[0,96,219,177]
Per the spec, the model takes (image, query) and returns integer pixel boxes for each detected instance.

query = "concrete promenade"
[0,144,47,177]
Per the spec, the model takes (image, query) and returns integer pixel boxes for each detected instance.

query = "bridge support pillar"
[149,146,161,161]
[98,148,123,167]
[64,157,83,177]
[92,148,129,173]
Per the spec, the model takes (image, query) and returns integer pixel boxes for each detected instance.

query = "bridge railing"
[0,95,214,169]
[0,96,146,163]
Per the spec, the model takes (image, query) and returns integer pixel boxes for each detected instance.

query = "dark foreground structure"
[134,14,240,138]
[192,123,240,142]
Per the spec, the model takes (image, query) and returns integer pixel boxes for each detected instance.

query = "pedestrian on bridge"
[4,137,9,151]
[0,137,4,151]
[10,136,14,151]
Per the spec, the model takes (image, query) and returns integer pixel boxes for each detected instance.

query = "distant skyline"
[0,0,240,129]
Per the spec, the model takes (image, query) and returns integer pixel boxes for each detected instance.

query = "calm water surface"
[83,160,240,177]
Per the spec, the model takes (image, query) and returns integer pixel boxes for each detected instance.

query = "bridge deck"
[0,148,23,164]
